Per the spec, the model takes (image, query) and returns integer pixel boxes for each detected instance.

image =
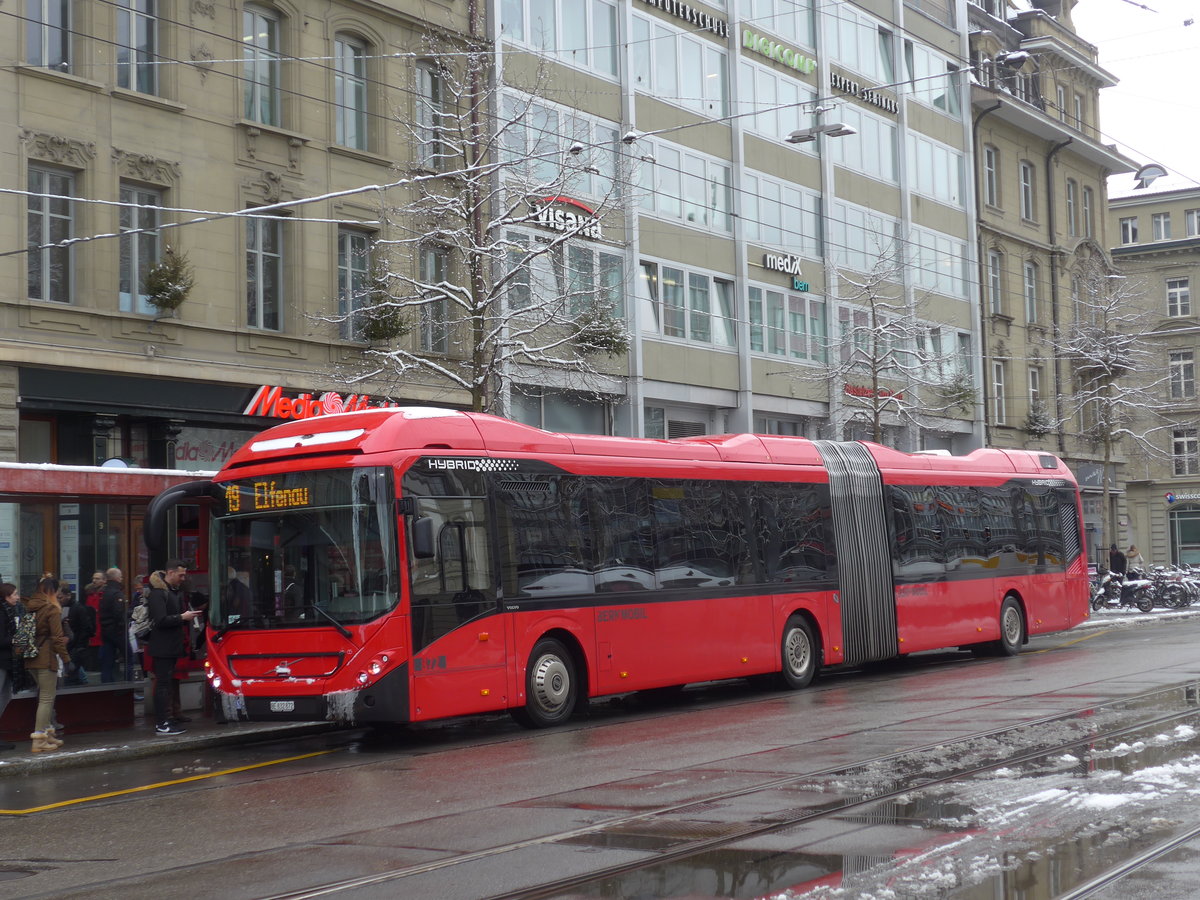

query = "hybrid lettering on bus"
[146,408,1089,728]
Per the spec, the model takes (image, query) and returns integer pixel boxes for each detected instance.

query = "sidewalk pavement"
[0,712,336,778]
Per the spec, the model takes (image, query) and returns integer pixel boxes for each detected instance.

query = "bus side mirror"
[411,516,435,559]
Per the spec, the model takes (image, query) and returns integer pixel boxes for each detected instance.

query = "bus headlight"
[212,676,222,690]
[357,672,369,685]
[369,661,382,676]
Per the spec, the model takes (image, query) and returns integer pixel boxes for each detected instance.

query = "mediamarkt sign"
[243,384,397,420]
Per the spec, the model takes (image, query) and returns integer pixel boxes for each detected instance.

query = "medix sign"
[242,384,397,420]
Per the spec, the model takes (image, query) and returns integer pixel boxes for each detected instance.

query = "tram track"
[260,681,1200,900]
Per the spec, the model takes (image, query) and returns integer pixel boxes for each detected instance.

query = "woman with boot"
[25,576,70,752]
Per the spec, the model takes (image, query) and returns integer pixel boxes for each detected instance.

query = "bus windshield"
[209,467,397,629]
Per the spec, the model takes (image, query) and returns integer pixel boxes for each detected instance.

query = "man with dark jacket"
[64,587,94,684]
[99,568,127,683]
[146,560,199,735]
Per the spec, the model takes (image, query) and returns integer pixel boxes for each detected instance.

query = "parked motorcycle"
[1091,571,1154,612]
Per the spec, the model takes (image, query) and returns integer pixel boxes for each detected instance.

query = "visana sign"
[243,385,397,420]
[533,196,603,240]
[743,31,817,75]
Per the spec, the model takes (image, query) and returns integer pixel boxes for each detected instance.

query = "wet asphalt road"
[3,609,1200,899]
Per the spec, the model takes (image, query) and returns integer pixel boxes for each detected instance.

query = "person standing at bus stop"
[146,561,199,735]
[99,567,127,683]
[25,576,70,752]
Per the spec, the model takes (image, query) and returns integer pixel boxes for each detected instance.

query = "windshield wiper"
[309,602,353,641]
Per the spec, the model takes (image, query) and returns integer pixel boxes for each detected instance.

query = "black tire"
[997,596,1025,657]
[511,638,578,729]
[778,615,818,689]
[1091,594,1106,612]
[1136,593,1155,613]
[1162,585,1186,609]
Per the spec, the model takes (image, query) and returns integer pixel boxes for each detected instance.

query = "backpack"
[12,614,40,659]
[130,603,152,639]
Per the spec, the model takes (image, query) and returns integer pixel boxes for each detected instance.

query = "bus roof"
[219,407,1071,482]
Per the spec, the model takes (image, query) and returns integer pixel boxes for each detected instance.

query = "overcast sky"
[1073,0,1200,181]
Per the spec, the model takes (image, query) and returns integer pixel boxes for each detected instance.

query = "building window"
[987,250,1003,315]
[992,362,1007,425]
[630,15,727,114]
[738,58,817,145]
[832,105,900,185]
[983,145,999,207]
[503,94,619,201]
[1120,216,1138,244]
[246,214,282,330]
[1073,93,1085,129]
[638,139,731,232]
[911,226,969,299]
[1174,428,1199,476]
[749,286,826,360]
[119,185,161,314]
[1023,260,1039,322]
[829,199,901,276]
[1065,179,1078,237]
[1153,212,1172,241]
[116,0,157,93]
[825,11,894,83]
[27,166,73,303]
[27,0,70,70]
[415,62,446,168]
[1019,161,1035,220]
[1029,366,1042,405]
[646,264,735,346]
[1167,278,1191,317]
[1171,350,1196,400]
[503,0,619,79]
[419,246,450,354]
[742,172,821,256]
[906,132,964,206]
[1186,209,1200,237]
[1055,84,1067,121]
[243,6,281,127]
[903,41,959,117]
[337,229,371,340]
[334,37,367,151]
[1082,186,1094,237]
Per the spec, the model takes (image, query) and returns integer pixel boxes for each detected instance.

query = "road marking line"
[1031,629,1112,654]
[0,749,335,815]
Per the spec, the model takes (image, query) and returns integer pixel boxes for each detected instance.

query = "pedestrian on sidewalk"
[0,583,20,751]
[25,576,70,753]
[99,567,127,683]
[146,561,200,735]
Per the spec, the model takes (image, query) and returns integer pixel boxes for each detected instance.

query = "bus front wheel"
[512,638,578,729]
[779,615,818,689]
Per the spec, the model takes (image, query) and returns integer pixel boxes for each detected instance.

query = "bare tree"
[329,39,630,413]
[785,244,975,447]
[1049,254,1174,552]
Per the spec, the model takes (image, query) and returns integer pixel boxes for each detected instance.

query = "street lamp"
[786,122,857,144]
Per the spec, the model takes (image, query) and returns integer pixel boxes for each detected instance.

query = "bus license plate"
[270,700,295,713]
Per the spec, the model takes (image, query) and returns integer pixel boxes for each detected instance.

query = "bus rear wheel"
[512,638,578,729]
[779,615,818,689]
[997,596,1025,656]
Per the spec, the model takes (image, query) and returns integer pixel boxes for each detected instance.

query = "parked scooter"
[1091,570,1154,612]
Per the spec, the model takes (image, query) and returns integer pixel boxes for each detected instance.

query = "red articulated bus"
[146,407,1090,728]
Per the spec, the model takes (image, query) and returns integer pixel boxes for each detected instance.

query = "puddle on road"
[547,690,1200,899]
